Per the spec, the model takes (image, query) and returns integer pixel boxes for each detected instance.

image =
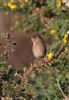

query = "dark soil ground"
[0,12,34,70]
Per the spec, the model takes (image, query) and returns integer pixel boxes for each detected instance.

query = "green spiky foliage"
[0,0,69,100]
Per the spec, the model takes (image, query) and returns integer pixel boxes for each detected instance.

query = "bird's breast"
[32,42,46,58]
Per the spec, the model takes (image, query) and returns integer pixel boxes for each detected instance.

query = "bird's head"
[31,34,42,43]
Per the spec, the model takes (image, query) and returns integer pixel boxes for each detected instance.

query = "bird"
[31,34,47,58]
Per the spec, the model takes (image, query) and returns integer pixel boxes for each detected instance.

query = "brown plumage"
[31,34,47,58]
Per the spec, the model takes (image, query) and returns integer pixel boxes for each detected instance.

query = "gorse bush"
[0,0,69,100]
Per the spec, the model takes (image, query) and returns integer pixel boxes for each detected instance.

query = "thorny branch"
[21,43,68,84]
[21,31,69,82]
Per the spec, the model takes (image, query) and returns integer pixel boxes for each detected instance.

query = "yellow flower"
[50,28,57,34]
[8,3,17,10]
[56,0,62,9]
[47,52,53,60]
[63,34,69,43]
[64,34,68,38]
[63,39,68,43]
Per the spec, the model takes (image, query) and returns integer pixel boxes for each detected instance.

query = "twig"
[20,33,69,84]
[56,79,66,98]
[46,44,66,63]
[14,72,23,81]
[57,79,66,98]
[22,43,67,83]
